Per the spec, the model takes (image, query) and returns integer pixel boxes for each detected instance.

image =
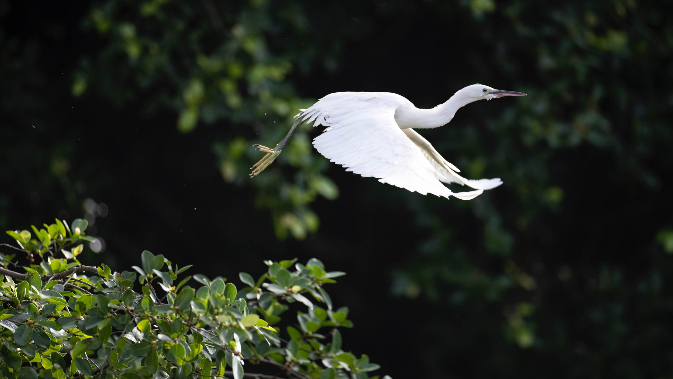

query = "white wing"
[402,128,503,191]
[301,92,483,200]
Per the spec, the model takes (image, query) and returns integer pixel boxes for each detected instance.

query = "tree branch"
[0,243,27,253]
[64,283,93,295]
[0,265,98,281]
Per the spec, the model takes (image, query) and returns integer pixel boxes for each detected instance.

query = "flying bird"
[250,84,526,200]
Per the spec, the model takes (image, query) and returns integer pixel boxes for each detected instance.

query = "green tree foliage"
[74,0,353,239]
[68,0,673,241]
[2,1,673,378]
[0,219,388,379]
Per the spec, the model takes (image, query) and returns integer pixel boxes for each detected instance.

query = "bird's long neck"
[396,92,475,129]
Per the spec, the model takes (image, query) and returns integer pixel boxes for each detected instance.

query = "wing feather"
[305,93,481,199]
[402,128,503,191]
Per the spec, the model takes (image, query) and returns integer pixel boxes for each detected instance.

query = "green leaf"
[137,319,151,333]
[215,351,226,376]
[313,307,327,321]
[152,254,165,271]
[41,355,53,369]
[98,263,112,278]
[71,218,88,234]
[239,272,255,287]
[264,283,286,294]
[71,244,84,257]
[20,230,31,244]
[129,342,151,356]
[210,278,225,294]
[187,343,203,361]
[1,346,22,370]
[324,271,346,279]
[99,322,112,344]
[319,287,333,310]
[330,329,342,354]
[306,258,325,271]
[306,321,320,333]
[240,314,259,327]
[17,281,29,302]
[275,269,292,287]
[123,289,135,306]
[6,230,22,244]
[193,274,210,286]
[72,339,90,358]
[76,295,95,313]
[145,349,159,373]
[287,326,302,340]
[293,278,312,289]
[175,265,193,275]
[268,262,281,278]
[141,250,155,274]
[40,231,51,247]
[225,283,237,302]
[153,269,173,285]
[74,357,92,376]
[50,259,63,273]
[313,176,339,200]
[320,368,336,379]
[293,293,313,308]
[167,343,186,365]
[26,272,42,290]
[171,318,184,335]
[336,352,356,368]
[57,317,77,329]
[176,275,192,291]
[178,105,199,133]
[174,287,194,310]
[96,294,110,313]
[54,219,66,237]
[13,325,32,346]
[279,258,298,269]
[359,363,381,372]
[17,367,38,379]
[313,265,326,279]
[141,297,154,313]
[92,317,110,331]
[47,224,59,238]
[287,340,299,357]
[32,328,51,349]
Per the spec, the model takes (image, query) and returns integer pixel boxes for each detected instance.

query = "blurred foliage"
[2,0,673,378]
[1,218,387,379]
[73,0,357,239]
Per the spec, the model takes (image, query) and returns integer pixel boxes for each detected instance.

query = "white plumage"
[250,84,526,201]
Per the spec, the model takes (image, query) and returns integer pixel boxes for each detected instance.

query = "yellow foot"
[250,144,282,177]
[252,144,276,154]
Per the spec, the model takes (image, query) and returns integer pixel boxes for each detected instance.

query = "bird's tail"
[464,178,503,190]
[451,189,484,200]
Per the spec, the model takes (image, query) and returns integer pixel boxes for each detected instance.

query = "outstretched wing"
[301,92,483,200]
[402,128,503,191]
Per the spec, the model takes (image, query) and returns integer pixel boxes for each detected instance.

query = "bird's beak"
[489,89,527,98]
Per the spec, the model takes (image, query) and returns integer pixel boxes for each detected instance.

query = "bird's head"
[458,84,527,102]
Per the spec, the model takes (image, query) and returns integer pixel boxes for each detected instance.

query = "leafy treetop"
[0,218,389,379]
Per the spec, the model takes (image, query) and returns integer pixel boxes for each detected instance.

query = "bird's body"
[250,84,526,200]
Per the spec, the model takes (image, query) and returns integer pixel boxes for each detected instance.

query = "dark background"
[2,0,673,378]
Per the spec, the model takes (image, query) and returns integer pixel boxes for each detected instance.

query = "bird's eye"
[482,88,488,93]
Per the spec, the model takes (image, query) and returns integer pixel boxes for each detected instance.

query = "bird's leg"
[249,119,302,178]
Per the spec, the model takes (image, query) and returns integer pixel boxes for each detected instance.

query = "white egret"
[250,84,526,200]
